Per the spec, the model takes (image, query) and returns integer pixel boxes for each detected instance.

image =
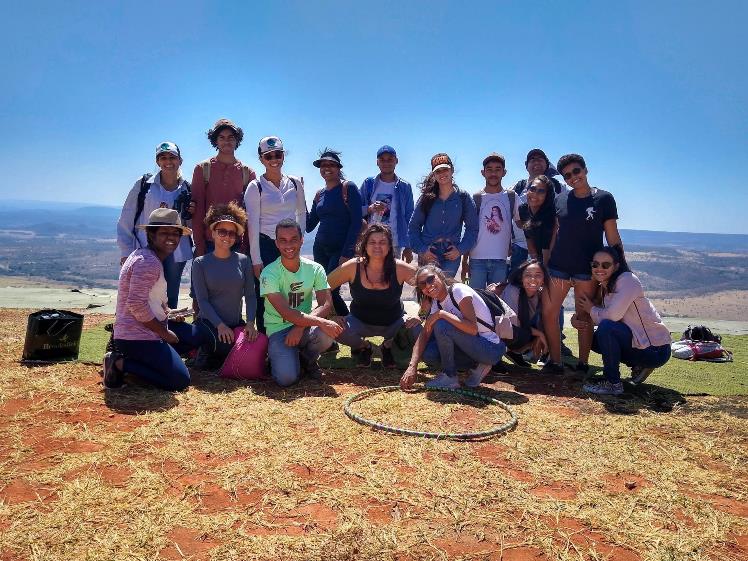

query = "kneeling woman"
[105,209,204,391]
[575,247,671,395]
[490,259,550,364]
[327,223,420,368]
[191,202,259,365]
[399,264,506,390]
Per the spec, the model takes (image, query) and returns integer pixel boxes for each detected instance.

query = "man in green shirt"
[260,219,344,386]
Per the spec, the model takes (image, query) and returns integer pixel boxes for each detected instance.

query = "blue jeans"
[255,234,281,333]
[469,259,508,289]
[424,240,461,278]
[313,241,349,316]
[508,244,528,277]
[114,321,204,391]
[422,319,505,377]
[592,320,671,383]
[162,254,187,309]
[268,325,334,387]
[337,314,417,350]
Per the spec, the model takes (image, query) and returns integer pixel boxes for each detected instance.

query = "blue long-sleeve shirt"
[408,188,478,254]
[307,182,363,258]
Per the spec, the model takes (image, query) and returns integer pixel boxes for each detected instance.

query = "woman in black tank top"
[327,224,420,368]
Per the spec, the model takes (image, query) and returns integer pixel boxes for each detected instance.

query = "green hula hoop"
[343,385,518,440]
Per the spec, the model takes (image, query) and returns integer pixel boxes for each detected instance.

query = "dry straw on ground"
[1,310,747,561]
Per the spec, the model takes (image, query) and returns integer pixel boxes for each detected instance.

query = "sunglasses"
[590,261,614,269]
[417,274,437,288]
[215,228,238,238]
[562,167,584,181]
[527,186,547,194]
[263,151,284,161]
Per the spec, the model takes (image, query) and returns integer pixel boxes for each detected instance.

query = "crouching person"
[104,209,204,391]
[399,264,506,391]
[260,219,344,386]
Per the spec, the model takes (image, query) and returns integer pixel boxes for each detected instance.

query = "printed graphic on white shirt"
[470,191,517,260]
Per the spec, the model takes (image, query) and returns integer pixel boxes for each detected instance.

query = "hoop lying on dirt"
[343,385,518,440]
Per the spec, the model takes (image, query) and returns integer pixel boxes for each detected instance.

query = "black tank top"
[349,262,404,326]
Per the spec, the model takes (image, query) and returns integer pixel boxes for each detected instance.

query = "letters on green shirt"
[259,257,330,336]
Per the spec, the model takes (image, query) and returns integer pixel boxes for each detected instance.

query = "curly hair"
[356,223,396,283]
[204,201,247,229]
[556,153,586,173]
[207,119,244,149]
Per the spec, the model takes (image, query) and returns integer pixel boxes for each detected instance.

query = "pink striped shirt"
[114,249,168,341]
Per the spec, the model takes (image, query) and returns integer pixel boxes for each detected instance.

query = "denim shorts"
[548,267,592,281]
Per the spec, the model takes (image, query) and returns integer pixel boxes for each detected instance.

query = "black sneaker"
[505,351,531,368]
[381,345,396,369]
[491,361,508,374]
[322,341,340,356]
[103,351,125,389]
[574,361,590,374]
[300,354,323,380]
[356,343,373,367]
[540,361,565,375]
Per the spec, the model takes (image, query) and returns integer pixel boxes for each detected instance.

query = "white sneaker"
[425,372,460,390]
[463,363,491,388]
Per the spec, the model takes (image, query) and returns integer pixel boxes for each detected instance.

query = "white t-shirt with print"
[368,179,398,247]
[470,191,519,260]
[430,283,501,344]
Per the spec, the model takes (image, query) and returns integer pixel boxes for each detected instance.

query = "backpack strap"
[132,173,153,244]
[507,190,516,245]
[241,164,252,189]
[473,193,483,215]
[199,159,212,185]
[437,285,494,331]
[314,188,325,206]
[288,176,299,191]
[341,180,349,208]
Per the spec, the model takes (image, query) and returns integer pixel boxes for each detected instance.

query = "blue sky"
[1,0,746,234]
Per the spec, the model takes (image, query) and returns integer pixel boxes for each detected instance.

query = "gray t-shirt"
[192,252,256,328]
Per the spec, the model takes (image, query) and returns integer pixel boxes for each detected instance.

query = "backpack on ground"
[672,325,733,363]
[682,325,721,343]
[438,285,506,331]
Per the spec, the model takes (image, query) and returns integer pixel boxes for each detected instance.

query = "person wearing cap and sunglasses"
[105,209,205,391]
[116,141,194,308]
[306,148,363,317]
[359,145,415,263]
[191,202,259,367]
[191,119,256,259]
[542,153,624,375]
[407,153,478,278]
[244,136,308,333]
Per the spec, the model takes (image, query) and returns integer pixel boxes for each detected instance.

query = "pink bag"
[218,327,269,380]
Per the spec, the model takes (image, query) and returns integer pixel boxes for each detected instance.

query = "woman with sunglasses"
[518,175,556,265]
[407,154,478,278]
[307,148,363,317]
[542,154,623,375]
[399,264,506,390]
[191,202,258,366]
[574,247,671,395]
[245,136,307,333]
[327,223,420,368]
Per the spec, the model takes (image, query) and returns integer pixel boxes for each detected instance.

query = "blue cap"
[377,145,397,157]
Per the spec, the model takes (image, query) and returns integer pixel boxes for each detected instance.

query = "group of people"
[109,118,671,397]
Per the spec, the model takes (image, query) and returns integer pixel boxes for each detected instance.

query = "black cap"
[313,151,343,168]
[525,148,550,167]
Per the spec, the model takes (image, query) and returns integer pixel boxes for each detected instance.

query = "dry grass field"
[1,309,747,561]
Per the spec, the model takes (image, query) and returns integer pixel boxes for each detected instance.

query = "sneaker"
[491,361,508,374]
[540,361,565,375]
[582,380,624,395]
[574,361,590,374]
[322,341,340,356]
[380,344,396,369]
[463,363,491,388]
[356,343,373,367]
[300,355,323,380]
[425,372,460,390]
[561,343,574,357]
[505,351,531,368]
[630,366,655,385]
[103,352,125,389]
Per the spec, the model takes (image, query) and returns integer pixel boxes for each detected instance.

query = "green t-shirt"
[259,256,330,336]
